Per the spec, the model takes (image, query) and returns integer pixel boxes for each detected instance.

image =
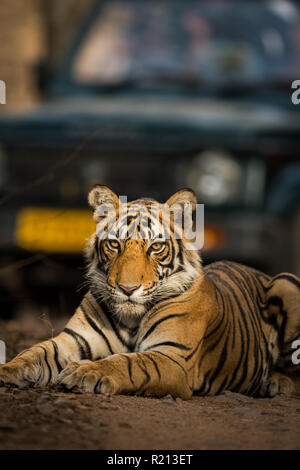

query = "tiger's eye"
[151,242,164,251]
[108,240,119,249]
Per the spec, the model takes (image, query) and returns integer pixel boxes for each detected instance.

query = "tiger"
[0,185,299,399]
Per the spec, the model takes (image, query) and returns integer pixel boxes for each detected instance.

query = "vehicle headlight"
[186,149,243,205]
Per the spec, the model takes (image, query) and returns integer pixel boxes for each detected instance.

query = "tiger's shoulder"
[203,260,271,290]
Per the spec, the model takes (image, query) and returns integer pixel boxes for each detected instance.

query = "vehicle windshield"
[73,0,300,89]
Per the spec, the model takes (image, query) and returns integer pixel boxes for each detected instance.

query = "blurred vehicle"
[0,0,300,314]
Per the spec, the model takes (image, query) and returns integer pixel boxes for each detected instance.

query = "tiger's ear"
[88,185,119,209]
[165,189,197,237]
[88,185,119,222]
[165,188,197,211]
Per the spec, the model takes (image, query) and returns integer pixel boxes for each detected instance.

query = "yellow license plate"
[15,207,95,253]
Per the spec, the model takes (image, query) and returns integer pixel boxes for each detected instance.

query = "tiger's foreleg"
[0,297,116,388]
[0,334,76,388]
[57,350,193,399]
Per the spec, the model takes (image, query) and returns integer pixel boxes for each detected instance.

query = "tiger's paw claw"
[57,361,119,395]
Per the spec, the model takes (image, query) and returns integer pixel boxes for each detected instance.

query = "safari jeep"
[0,0,299,315]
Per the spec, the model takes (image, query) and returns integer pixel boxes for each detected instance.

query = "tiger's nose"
[118,283,140,296]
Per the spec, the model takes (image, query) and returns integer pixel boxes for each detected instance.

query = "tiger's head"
[85,185,202,321]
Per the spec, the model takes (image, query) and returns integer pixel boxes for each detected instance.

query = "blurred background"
[0,0,300,321]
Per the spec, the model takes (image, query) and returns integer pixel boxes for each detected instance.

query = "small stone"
[59,418,73,425]
[36,404,55,416]
[162,394,175,403]
[0,422,16,432]
[12,394,25,400]
[76,404,88,411]
[225,407,260,416]
[53,398,73,408]
[218,391,254,402]
[267,425,289,431]
[118,422,132,428]
[261,410,284,417]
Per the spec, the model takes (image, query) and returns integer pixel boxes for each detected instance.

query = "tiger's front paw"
[266,372,295,397]
[0,359,40,388]
[57,360,120,395]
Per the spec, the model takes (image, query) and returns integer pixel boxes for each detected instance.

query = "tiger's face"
[85,185,202,320]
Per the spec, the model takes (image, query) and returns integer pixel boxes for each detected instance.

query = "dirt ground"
[0,314,300,450]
